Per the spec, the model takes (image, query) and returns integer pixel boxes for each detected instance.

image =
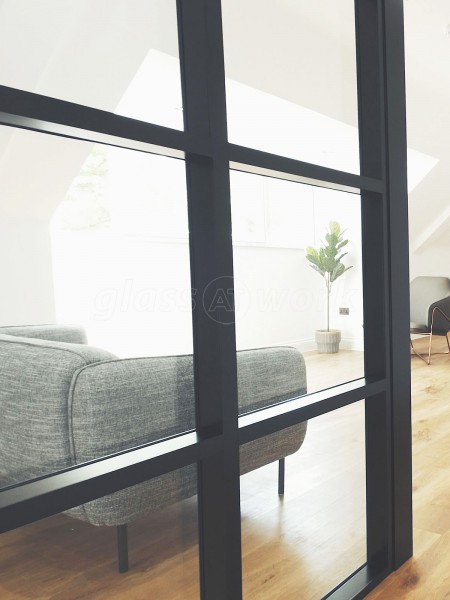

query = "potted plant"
[306,221,353,353]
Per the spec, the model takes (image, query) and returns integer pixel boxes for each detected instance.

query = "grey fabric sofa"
[0,324,307,571]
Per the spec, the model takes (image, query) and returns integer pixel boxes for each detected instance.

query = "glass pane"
[222,0,359,173]
[231,170,364,414]
[0,467,200,599]
[0,0,183,129]
[240,401,366,599]
[51,145,192,358]
[0,126,194,488]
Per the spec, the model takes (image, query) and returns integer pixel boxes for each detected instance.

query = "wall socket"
[339,307,350,315]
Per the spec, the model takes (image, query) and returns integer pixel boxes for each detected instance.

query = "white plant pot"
[315,329,341,353]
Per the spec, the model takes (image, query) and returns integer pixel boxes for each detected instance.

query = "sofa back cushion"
[0,324,87,344]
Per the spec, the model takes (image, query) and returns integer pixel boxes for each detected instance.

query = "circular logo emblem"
[202,276,250,325]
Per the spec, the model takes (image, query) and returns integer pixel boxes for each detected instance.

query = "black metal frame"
[0,0,411,598]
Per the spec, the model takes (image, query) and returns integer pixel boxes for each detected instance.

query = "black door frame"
[0,1,411,598]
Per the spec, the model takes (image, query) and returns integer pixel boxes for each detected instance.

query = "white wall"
[410,244,450,281]
[48,160,364,358]
[0,131,364,355]
[50,231,363,358]
[0,220,56,325]
[0,129,90,325]
[52,233,193,357]
[233,243,363,353]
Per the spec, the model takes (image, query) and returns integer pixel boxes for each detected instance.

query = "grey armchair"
[0,325,307,572]
[410,276,450,364]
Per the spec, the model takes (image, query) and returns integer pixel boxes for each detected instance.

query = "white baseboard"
[288,338,317,352]
[340,337,364,352]
[238,336,364,353]
[271,336,364,353]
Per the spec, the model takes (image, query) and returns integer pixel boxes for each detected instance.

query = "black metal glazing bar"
[177,1,242,598]
[239,378,386,444]
[381,0,413,568]
[0,111,187,160]
[0,95,383,197]
[355,0,393,575]
[356,0,412,575]
[322,564,391,600]
[0,432,222,533]
[0,85,208,156]
[355,0,388,380]
[228,143,383,194]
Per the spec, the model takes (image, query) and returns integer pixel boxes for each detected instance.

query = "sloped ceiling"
[404,0,450,250]
[0,0,177,219]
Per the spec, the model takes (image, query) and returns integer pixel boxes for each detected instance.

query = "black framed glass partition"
[0,1,412,598]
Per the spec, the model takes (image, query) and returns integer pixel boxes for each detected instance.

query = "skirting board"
[275,337,365,353]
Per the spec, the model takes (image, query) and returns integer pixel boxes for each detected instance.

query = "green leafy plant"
[306,221,353,332]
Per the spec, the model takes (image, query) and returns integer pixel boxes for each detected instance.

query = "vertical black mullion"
[380,0,413,568]
[177,1,242,599]
[355,2,387,377]
[355,0,392,573]
[356,0,412,576]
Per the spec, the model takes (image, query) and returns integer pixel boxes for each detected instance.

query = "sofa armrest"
[0,324,87,344]
[0,335,115,487]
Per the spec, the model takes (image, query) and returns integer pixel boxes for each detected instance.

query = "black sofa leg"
[278,458,285,496]
[117,524,129,573]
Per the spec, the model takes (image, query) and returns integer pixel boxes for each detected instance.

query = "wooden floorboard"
[0,339,448,599]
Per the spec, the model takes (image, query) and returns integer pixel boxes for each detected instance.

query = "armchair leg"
[117,524,129,573]
[427,330,433,365]
[410,336,431,364]
[412,306,450,365]
[278,458,285,496]
[410,322,450,365]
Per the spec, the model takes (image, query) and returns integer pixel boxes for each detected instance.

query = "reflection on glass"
[222,0,359,173]
[0,467,200,599]
[240,401,366,599]
[231,170,364,412]
[0,0,183,129]
[0,126,194,488]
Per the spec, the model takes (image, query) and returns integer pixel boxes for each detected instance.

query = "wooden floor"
[0,340,447,599]
[367,336,450,600]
